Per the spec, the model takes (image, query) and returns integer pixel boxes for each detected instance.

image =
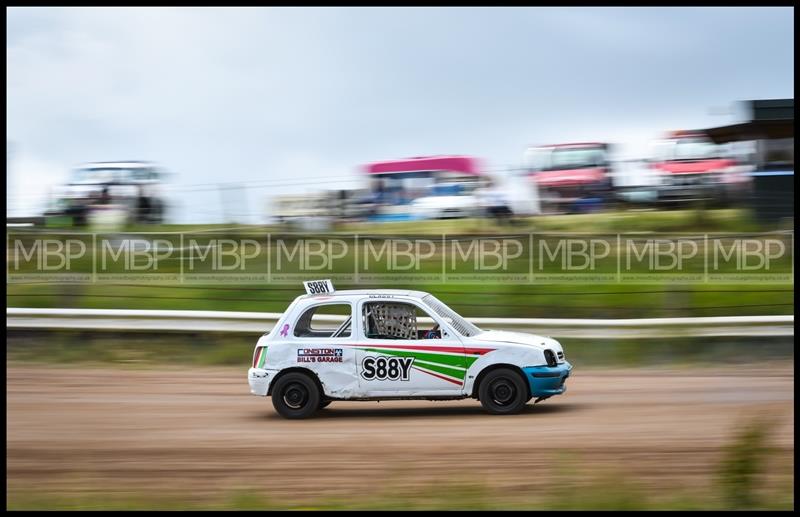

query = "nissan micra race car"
[248,281,572,419]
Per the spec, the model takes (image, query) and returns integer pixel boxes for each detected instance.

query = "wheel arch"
[267,367,325,397]
[470,363,531,399]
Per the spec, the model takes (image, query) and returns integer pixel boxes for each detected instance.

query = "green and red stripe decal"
[256,343,495,387]
[253,346,268,368]
[344,344,495,386]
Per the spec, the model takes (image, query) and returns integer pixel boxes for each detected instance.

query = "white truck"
[248,281,572,418]
[45,161,167,226]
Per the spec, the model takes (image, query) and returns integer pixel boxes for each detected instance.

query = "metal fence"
[6,308,793,339]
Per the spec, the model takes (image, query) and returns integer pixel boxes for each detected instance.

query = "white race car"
[248,280,572,418]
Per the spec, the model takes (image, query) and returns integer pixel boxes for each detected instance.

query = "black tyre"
[271,372,321,419]
[319,399,332,409]
[478,368,528,415]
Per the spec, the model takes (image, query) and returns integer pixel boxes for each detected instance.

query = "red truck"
[524,142,615,213]
[649,131,750,207]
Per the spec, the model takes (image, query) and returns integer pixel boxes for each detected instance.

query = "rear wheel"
[271,372,321,419]
[478,368,528,415]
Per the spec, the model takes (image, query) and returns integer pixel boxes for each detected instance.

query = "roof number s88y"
[303,279,334,295]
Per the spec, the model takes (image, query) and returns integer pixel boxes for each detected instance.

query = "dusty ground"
[6,364,794,507]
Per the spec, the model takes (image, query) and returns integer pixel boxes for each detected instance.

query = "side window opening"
[362,301,444,340]
[294,304,352,338]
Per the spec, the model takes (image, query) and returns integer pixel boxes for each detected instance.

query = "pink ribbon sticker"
[280,324,290,337]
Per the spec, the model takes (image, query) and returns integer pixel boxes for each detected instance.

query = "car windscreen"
[673,138,720,161]
[546,148,606,170]
[71,167,156,184]
[422,295,481,337]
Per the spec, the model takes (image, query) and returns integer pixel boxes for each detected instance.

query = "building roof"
[704,99,793,144]
[704,119,794,144]
[76,161,159,169]
[363,155,483,176]
[532,142,608,149]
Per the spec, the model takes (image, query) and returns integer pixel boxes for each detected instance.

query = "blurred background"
[5,7,795,229]
[6,6,794,511]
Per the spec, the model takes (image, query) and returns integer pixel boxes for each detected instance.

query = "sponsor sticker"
[297,348,344,363]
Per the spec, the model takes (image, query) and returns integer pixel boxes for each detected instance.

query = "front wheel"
[271,372,321,419]
[478,368,529,415]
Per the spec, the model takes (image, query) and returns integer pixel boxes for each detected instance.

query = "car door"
[288,301,360,399]
[355,298,467,397]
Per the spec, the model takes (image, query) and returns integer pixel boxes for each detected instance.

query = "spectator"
[95,185,111,205]
[479,178,514,224]
[137,185,152,223]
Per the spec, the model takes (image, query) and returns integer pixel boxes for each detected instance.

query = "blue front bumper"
[523,362,573,398]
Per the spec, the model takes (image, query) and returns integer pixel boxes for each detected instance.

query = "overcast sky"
[6,7,794,223]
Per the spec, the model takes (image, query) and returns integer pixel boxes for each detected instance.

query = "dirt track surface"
[7,364,794,505]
